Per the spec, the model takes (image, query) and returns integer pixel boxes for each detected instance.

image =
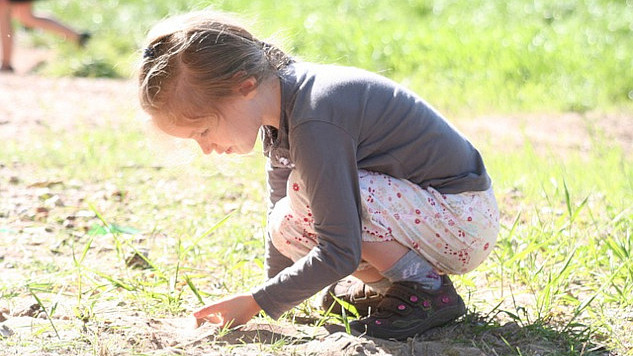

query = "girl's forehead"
[151,114,201,137]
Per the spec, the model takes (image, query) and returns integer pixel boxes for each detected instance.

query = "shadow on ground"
[192,312,611,355]
[0,305,612,355]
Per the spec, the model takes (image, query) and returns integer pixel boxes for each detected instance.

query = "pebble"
[0,324,14,338]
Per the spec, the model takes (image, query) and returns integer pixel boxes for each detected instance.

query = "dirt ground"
[1,56,631,356]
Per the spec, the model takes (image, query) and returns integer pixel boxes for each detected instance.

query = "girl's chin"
[234,143,258,155]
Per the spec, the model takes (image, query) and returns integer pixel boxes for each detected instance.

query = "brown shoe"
[321,276,385,317]
[350,275,466,340]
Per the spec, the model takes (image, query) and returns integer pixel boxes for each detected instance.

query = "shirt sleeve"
[265,159,292,212]
[252,122,363,319]
[264,159,293,279]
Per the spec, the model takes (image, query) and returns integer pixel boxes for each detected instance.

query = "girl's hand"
[193,293,261,329]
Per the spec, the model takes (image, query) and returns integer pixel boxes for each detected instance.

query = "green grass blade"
[91,270,136,291]
[184,274,205,305]
[27,286,61,340]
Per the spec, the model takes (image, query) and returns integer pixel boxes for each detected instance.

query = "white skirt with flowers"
[268,169,500,275]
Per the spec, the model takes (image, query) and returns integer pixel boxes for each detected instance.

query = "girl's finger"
[194,310,224,324]
[193,305,216,318]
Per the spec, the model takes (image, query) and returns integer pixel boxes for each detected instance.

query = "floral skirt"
[268,169,500,274]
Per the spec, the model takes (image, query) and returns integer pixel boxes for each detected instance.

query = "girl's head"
[138,10,291,130]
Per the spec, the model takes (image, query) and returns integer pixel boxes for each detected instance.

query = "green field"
[32,0,633,114]
[1,0,632,355]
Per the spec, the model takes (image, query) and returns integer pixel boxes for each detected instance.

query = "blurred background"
[10,0,633,114]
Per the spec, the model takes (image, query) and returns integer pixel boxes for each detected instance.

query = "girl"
[138,10,499,340]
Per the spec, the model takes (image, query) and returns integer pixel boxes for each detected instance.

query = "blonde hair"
[138,10,292,124]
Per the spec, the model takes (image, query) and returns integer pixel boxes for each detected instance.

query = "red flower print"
[415,209,421,215]
[483,243,490,250]
[292,183,300,191]
[414,218,421,224]
[467,216,473,222]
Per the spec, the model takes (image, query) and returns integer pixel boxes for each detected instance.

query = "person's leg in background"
[0,0,13,71]
[11,1,89,46]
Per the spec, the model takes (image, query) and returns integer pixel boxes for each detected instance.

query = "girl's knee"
[267,196,315,260]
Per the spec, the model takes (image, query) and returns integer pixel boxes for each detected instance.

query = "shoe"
[0,65,14,73]
[350,275,466,340]
[321,276,384,317]
[78,32,91,47]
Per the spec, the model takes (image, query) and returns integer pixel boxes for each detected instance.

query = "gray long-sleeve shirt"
[251,62,491,319]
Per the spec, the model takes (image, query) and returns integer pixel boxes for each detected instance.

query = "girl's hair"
[138,10,292,124]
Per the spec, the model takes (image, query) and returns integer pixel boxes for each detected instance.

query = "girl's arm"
[265,159,292,211]
[192,161,290,329]
[252,122,363,319]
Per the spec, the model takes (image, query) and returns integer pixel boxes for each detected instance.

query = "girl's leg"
[0,0,12,70]
[267,171,394,316]
[351,265,385,284]
[268,168,499,329]
[11,2,81,43]
[361,239,442,290]
[350,170,499,339]
[360,239,408,272]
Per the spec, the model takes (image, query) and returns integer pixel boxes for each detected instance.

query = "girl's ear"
[237,76,258,99]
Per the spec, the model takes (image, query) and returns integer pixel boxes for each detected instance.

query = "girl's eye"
[200,129,210,137]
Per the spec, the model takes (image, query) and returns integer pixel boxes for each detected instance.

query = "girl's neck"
[259,76,282,129]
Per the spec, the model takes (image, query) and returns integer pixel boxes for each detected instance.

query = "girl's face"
[155,92,263,155]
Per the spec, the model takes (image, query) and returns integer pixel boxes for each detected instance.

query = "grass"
[2,0,632,354]
[1,107,631,355]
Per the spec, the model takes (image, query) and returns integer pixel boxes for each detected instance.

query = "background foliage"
[31,0,633,114]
